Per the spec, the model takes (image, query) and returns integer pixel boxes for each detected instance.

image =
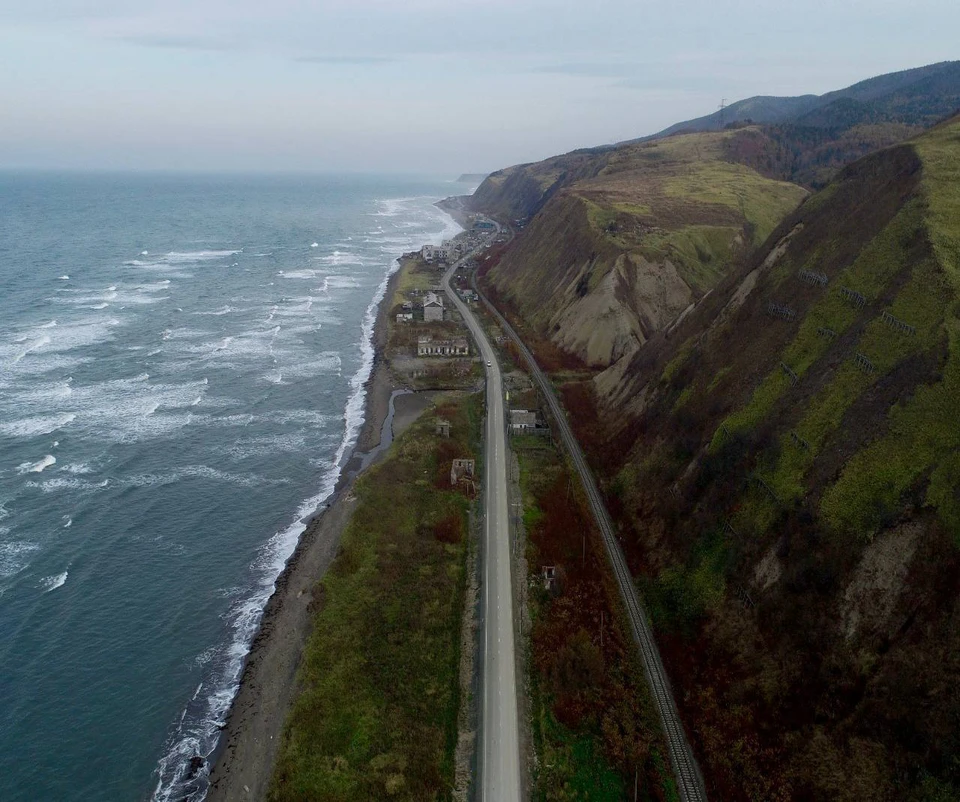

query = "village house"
[508,409,546,435]
[417,336,470,357]
[423,291,444,322]
[435,419,451,437]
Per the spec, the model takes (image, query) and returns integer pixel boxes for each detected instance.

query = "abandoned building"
[421,244,450,263]
[450,458,475,486]
[435,419,451,437]
[542,566,557,592]
[417,336,470,357]
[509,409,538,431]
[423,291,444,322]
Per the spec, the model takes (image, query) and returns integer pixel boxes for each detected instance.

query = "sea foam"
[17,455,56,474]
[39,572,68,593]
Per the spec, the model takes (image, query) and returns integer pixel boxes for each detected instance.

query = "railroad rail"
[472,270,708,802]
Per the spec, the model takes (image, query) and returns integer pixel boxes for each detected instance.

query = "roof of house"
[509,409,538,426]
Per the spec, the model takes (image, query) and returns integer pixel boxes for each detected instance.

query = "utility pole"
[718,97,727,130]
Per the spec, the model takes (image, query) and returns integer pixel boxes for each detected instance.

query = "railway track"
[473,271,708,802]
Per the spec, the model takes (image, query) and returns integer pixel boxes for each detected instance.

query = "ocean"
[0,172,464,801]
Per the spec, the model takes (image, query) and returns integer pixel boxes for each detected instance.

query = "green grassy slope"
[541,117,960,800]
[478,128,807,369]
[269,395,479,802]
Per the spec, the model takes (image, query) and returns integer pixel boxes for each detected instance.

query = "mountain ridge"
[477,112,960,800]
[640,60,960,140]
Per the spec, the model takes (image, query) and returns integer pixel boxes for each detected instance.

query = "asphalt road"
[472,266,709,802]
[442,249,522,802]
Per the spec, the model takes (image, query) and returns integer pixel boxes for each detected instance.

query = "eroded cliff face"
[475,128,808,370]
[480,116,960,799]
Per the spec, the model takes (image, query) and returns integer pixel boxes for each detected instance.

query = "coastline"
[205,228,455,799]
[205,257,407,801]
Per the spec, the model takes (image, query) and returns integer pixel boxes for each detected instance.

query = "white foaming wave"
[314,250,364,266]
[62,463,93,475]
[17,455,56,475]
[170,330,283,364]
[209,413,257,428]
[0,413,76,439]
[160,327,209,342]
[58,275,70,280]
[63,516,72,528]
[65,289,167,308]
[6,317,121,364]
[136,280,172,292]
[310,242,319,248]
[323,275,362,290]
[39,571,68,593]
[194,306,234,317]
[152,198,464,802]
[367,234,417,247]
[10,335,51,364]
[224,432,312,460]
[272,409,336,427]
[271,298,318,318]
[0,541,41,579]
[124,261,194,279]
[372,196,429,218]
[0,375,207,445]
[125,466,288,490]
[25,477,109,493]
[4,354,93,376]
[162,250,241,264]
[277,269,318,280]
[3,379,74,407]
[277,354,342,381]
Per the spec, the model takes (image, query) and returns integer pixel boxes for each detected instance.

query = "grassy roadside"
[512,432,675,801]
[268,392,482,802]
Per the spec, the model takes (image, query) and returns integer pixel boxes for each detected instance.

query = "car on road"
[486,360,492,366]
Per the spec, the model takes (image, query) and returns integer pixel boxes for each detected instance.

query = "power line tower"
[718,98,727,130]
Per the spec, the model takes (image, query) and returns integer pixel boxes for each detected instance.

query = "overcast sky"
[0,0,956,174]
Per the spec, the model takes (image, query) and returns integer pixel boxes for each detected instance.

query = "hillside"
[649,60,960,138]
[486,116,960,799]
[476,127,808,367]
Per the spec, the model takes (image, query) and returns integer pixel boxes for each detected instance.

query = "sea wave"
[150,195,463,802]
[39,571,68,593]
[0,413,76,439]
[17,455,56,475]
[0,541,41,579]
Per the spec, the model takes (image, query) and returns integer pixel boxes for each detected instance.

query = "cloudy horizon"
[1,0,957,174]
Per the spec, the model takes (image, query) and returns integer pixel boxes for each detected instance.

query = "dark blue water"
[0,172,464,801]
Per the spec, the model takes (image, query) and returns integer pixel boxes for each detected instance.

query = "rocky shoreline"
[205,255,428,801]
